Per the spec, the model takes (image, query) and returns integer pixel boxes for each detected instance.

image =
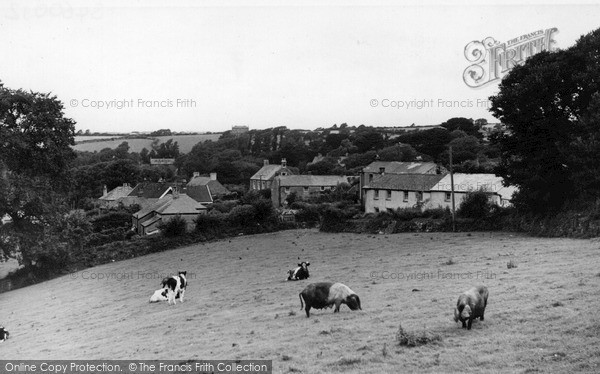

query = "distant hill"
[73,134,222,154]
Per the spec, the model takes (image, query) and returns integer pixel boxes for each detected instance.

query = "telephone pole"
[449,145,456,232]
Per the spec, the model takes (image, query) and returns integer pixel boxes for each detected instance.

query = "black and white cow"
[299,282,361,317]
[0,326,9,342]
[150,271,187,305]
[287,261,310,281]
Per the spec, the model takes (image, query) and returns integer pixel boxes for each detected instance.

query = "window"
[369,174,374,182]
[379,167,385,174]
[374,207,380,213]
[320,186,326,191]
[284,187,290,194]
[403,191,408,202]
[387,208,394,213]
[303,186,309,194]
[281,172,287,176]
[445,192,451,201]
[386,190,392,200]
[416,191,423,201]
[374,190,379,200]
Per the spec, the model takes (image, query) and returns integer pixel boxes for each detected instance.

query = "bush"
[396,324,442,347]
[195,212,226,235]
[320,206,349,232]
[228,204,256,227]
[159,215,188,237]
[457,189,494,219]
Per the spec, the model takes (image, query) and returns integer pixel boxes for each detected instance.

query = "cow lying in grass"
[287,261,310,281]
[454,285,488,330]
[299,282,361,317]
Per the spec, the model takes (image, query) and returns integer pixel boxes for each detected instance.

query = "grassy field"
[1,230,599,373]
[73,134,222,154]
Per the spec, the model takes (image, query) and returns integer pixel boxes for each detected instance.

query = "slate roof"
[183,185,213,204]
[187,176,230,196]
[363,174,446,191]
[277,175,349,187]
[250,164,285,180]
[128,182,176,199]
[362,161,439,174]
[133,194,207,219]
[99,185,134,201]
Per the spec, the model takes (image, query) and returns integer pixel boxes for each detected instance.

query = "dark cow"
[0,326,9,342]
[454,285,489,330]
[299,282,361,317]
[287,261,310,281]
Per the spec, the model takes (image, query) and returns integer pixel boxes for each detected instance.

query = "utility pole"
[449,146,456,232]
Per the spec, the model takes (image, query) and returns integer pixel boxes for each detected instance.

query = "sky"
[1,0,599,134]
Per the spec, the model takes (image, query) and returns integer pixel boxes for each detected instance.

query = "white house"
[428,173,517,209]
[363,174,446,213]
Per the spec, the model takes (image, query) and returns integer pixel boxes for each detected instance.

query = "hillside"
[1,230,598,373]
[73,134,222,154]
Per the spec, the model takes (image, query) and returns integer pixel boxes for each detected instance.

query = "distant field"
[73,134,222,154]
[74,136,125,142]
[1,230,599,373]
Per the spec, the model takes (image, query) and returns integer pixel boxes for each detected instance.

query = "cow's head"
[298,262,310,270]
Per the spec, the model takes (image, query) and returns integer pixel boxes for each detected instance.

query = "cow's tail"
[299,293,304,310]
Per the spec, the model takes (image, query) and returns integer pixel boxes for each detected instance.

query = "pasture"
[1,230,599,373]
[73,134,222,154]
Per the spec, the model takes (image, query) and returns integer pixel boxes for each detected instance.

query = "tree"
[440,117,482,139]
[489,28,600,213]
[0,82,76,268]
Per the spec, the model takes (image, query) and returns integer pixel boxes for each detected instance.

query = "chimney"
[102,185,108,196]
[210,172,217,181]
[263,160,269,166]
[281,158,287,168]
[172,186,179,199]
[123,183,129,188]
[193,172,200,178]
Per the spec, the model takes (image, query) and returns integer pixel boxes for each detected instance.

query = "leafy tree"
[489,28,600,213]
[378,144,418,162]
[440,117,481,139]
[0,82,75,269]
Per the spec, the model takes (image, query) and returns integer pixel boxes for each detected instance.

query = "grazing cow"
[160,271,188,305]
[287,261,310,281]
[299,282,361,317]
[0,326,9,342]
[454,285,489,330]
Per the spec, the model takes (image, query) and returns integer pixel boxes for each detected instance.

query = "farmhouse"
[271,175,351,207]
[250,159,294,191]
[131,193,207,235]
[98,183,134,208]
[428,173,517,209]
[187,172,230,198]
[360,161,446,201]
[363,173,446,213]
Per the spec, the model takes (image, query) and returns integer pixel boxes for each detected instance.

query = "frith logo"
[463,27,558,88]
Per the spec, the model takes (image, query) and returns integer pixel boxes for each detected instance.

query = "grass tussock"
[396,324,442,347]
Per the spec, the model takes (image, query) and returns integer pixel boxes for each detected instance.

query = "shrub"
[319,206,348,232]
[396,324,442,347]
[458,189,494,219]
[195,212,226,234]
[228,204,256,227]
[159,215,188,237]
